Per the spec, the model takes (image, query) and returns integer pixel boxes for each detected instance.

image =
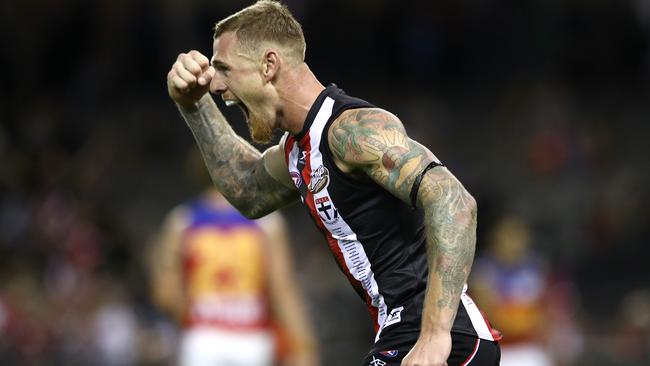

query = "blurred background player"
[471,215,582,366]
[149,152,318,366]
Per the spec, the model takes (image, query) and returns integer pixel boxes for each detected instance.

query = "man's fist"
[167,50,216,107]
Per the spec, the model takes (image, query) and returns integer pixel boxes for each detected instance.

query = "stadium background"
[0,0,648,365]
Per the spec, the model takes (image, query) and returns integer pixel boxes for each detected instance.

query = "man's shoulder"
[326,107,407,172]
[328,107,405,149]
[330,107,403,131]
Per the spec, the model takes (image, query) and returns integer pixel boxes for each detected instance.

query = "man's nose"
[210,74,227,95]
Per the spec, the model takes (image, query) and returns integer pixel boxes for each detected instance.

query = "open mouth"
[224,99,249,120]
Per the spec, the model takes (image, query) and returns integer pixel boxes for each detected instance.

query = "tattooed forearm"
[179,95,298,218]
[329,107,476,333]
[418,171,477,328]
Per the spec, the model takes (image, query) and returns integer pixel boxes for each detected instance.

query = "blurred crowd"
[1,0,649,365]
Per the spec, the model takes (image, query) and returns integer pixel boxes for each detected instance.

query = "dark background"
[1,0,649,365]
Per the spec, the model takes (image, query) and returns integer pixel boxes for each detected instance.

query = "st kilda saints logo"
[315,196,339,224]
[308,165,330,193]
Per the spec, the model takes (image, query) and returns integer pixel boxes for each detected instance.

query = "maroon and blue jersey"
[181,199,271,330]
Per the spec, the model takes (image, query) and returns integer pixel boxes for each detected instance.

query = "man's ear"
[262,49,280,82]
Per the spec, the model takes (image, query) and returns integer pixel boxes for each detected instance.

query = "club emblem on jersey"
[290,171,303,188]
[308,165,329,193]
[379,350,399,358]
[315,196,339,224]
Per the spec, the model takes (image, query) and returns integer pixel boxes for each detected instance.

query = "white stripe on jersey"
[287,142,303,203]
[298,97,389,341]
[461,292,495,341]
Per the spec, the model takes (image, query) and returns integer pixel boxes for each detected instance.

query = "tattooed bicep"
[328,108,439,203]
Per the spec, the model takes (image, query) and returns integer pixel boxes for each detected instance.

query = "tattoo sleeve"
[329,108,477,332]
[178,95,299,218]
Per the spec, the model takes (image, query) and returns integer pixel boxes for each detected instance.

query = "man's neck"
[276,63,325,135]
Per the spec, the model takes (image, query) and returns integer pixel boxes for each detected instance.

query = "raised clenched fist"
[167,50,216,107]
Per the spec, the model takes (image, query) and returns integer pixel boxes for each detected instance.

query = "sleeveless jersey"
[181,199,271,331]
[283,84,500,353]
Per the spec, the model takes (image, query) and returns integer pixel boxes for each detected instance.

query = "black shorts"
[362,332,500,366]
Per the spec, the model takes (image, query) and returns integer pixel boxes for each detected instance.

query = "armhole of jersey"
[262,133,295,190]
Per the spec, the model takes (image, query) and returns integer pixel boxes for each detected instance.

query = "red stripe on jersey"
[366,296,380,332]
[481,310,503,341]
[301,135,313,198]
[184,314,271,331]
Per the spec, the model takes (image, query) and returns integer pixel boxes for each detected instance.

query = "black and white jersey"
[283,84,500,353]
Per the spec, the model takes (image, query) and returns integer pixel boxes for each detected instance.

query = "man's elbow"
[238,204,270,220]
[465,190,477,221]
[241,209,266,220]
[216,193,267,219]
[456,187,477,232]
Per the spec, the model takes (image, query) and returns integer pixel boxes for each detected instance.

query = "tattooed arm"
[168,51,299,219]
[179,96,299,218]
[329,108,477,366]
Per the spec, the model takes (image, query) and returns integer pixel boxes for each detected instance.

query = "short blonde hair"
[214,0,306,62]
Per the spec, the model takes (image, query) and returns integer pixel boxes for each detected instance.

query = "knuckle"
[175,79,188,88]
[184,70,197,81]
[174,62,188,73]
[187,60,200,72]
